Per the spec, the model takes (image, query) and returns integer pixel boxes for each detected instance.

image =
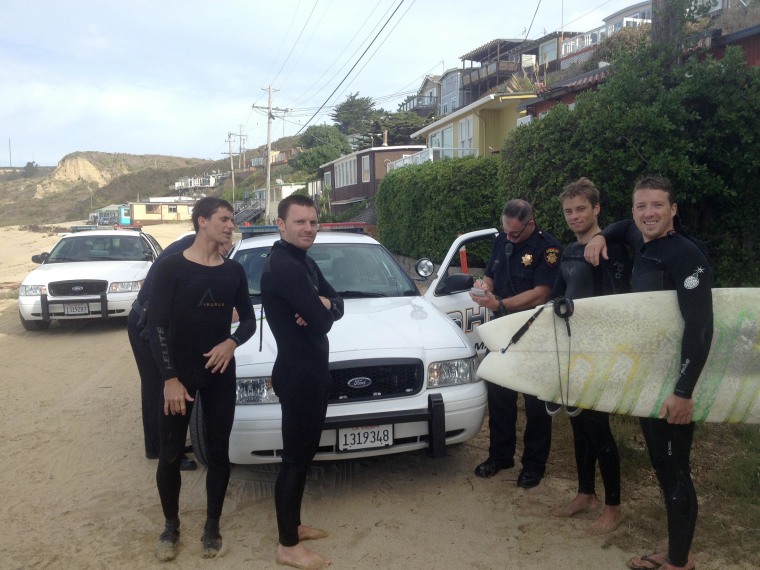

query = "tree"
[370,111,429,146]
[22,161,38,178]
[330,93,377,135]
[292,124,351,173]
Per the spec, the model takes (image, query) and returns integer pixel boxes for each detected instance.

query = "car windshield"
[234,242,419,303]
[48,235,147,262]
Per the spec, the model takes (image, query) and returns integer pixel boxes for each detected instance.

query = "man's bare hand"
[469,290,499,311]
[659,394,694,424]
[584,234,608,267]
[203,338,237,373]
[163,378,194,416]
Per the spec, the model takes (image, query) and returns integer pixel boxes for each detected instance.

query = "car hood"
[235,297,471,367]
[22,260,151,284]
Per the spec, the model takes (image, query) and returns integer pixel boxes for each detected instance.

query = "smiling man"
[584,176,713,570]
[261,194,344,570]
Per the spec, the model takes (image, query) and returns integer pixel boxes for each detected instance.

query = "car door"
[422,229,498,356]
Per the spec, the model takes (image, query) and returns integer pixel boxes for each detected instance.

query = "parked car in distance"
[190,229,487,465]
[18,229,162,331]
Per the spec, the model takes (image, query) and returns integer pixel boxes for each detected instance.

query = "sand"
[0,222,749,569]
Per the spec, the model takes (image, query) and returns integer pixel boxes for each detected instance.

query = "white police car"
[190,229,488,464]
[17,229,162,330]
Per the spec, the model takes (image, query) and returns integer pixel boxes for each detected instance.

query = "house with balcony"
[438,67,471,117]
[400,75,440,117]
[394,91,535,169]
[320,145,425,215]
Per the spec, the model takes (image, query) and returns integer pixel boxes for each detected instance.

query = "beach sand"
[0,222,748,569]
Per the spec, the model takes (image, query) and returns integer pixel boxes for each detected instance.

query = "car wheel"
[189,392,209,467]
[19,311,50,331]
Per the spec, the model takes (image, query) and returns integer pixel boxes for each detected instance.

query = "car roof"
[235,231,380,250]
[60,230,146,238]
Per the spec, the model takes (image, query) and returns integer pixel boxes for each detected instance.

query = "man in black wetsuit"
[147,197,256,561]
[549,178,630,535]
[585,176,713,570]
[469,199,561,488]
[261,194,344,570]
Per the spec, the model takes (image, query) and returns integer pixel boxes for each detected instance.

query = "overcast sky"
[1,0,640,166]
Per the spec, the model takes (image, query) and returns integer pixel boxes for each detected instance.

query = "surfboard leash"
[552,297,580,416]
[499,302,549,354]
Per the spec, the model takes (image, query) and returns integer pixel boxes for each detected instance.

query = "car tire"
[189,392,209,467]
[19,311,50,331]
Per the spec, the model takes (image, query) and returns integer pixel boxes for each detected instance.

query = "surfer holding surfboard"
[585,176,712,570]
[468,199,561,488]
[550,178,631,535]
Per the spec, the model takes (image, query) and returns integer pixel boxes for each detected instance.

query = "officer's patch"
[544,247,560,267]
[521,254,533,267]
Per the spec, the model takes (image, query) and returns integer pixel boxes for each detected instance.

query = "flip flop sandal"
[628,552,664,570]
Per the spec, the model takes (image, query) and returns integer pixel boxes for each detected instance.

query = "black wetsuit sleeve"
[316,265,344,322]
[230,261,256,346]
[600,219,640,248]
[147,255,179,380]
[270,257,338,336]
[669,253,714,398]
[550,252,568,298]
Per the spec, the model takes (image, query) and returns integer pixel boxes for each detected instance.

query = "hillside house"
[320,145,425,215]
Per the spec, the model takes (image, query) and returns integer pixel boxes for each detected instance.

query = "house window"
[324,171,332,190]
[459,116,474,157]
[362,155,370,183]
[146,204,160,214]
[168,205,177,213]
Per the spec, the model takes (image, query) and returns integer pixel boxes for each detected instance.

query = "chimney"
[382,129,388,147]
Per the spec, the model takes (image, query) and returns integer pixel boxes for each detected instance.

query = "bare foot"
[276,543,332,570]
[586,505,622,535]
[551,493,597,518]
[298,525,329,541]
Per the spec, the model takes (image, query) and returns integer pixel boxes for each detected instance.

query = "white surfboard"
[476,289,760,424]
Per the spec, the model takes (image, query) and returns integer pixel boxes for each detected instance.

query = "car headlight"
[236,377,279,404]
[109,280,144,293]
[428,357,478,388]
[19,284,47,296]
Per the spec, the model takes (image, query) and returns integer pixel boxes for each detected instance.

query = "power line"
[293,0,406,136]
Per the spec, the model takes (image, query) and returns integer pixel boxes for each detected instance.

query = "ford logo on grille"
[347,376,372,389]
[72,286,84,292]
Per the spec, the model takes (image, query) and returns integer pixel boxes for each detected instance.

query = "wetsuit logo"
[198,288,225,308]
[684,267,705,290]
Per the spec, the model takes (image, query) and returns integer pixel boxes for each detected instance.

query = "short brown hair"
[633,175,676,205]
[278,194,316,220]
[192,197,233,232]
[559,177,600,207]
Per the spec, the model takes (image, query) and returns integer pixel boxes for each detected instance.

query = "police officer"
[470,199,561,488]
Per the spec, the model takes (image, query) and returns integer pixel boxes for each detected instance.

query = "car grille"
[48,280,108,296]
[329,359,424,403]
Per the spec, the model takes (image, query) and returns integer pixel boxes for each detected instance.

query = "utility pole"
[225,133,236,209]
[252,86,288,224]
[237,124,247,170]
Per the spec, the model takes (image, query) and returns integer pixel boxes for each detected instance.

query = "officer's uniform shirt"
[485,227,561,303]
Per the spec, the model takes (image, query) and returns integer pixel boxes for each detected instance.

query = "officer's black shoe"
[545,402,563,416]
[180,455,198,471]
[517,470,543,489]
[474,457,515,478]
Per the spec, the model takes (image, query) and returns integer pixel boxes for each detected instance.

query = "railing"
[400,95,438,113]
[386,147,479,171]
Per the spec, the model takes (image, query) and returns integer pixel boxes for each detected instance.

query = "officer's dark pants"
[127,308,161,457]
[486,381,552,473]
[640,417,697,568]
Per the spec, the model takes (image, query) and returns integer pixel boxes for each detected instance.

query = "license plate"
[337,424,393,452]
[64,303,89,315]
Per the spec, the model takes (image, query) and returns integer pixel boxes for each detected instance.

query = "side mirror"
[414,258,435,278]
[143,250,155,261]
[32,252,49,264]
[436,272,474,295]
